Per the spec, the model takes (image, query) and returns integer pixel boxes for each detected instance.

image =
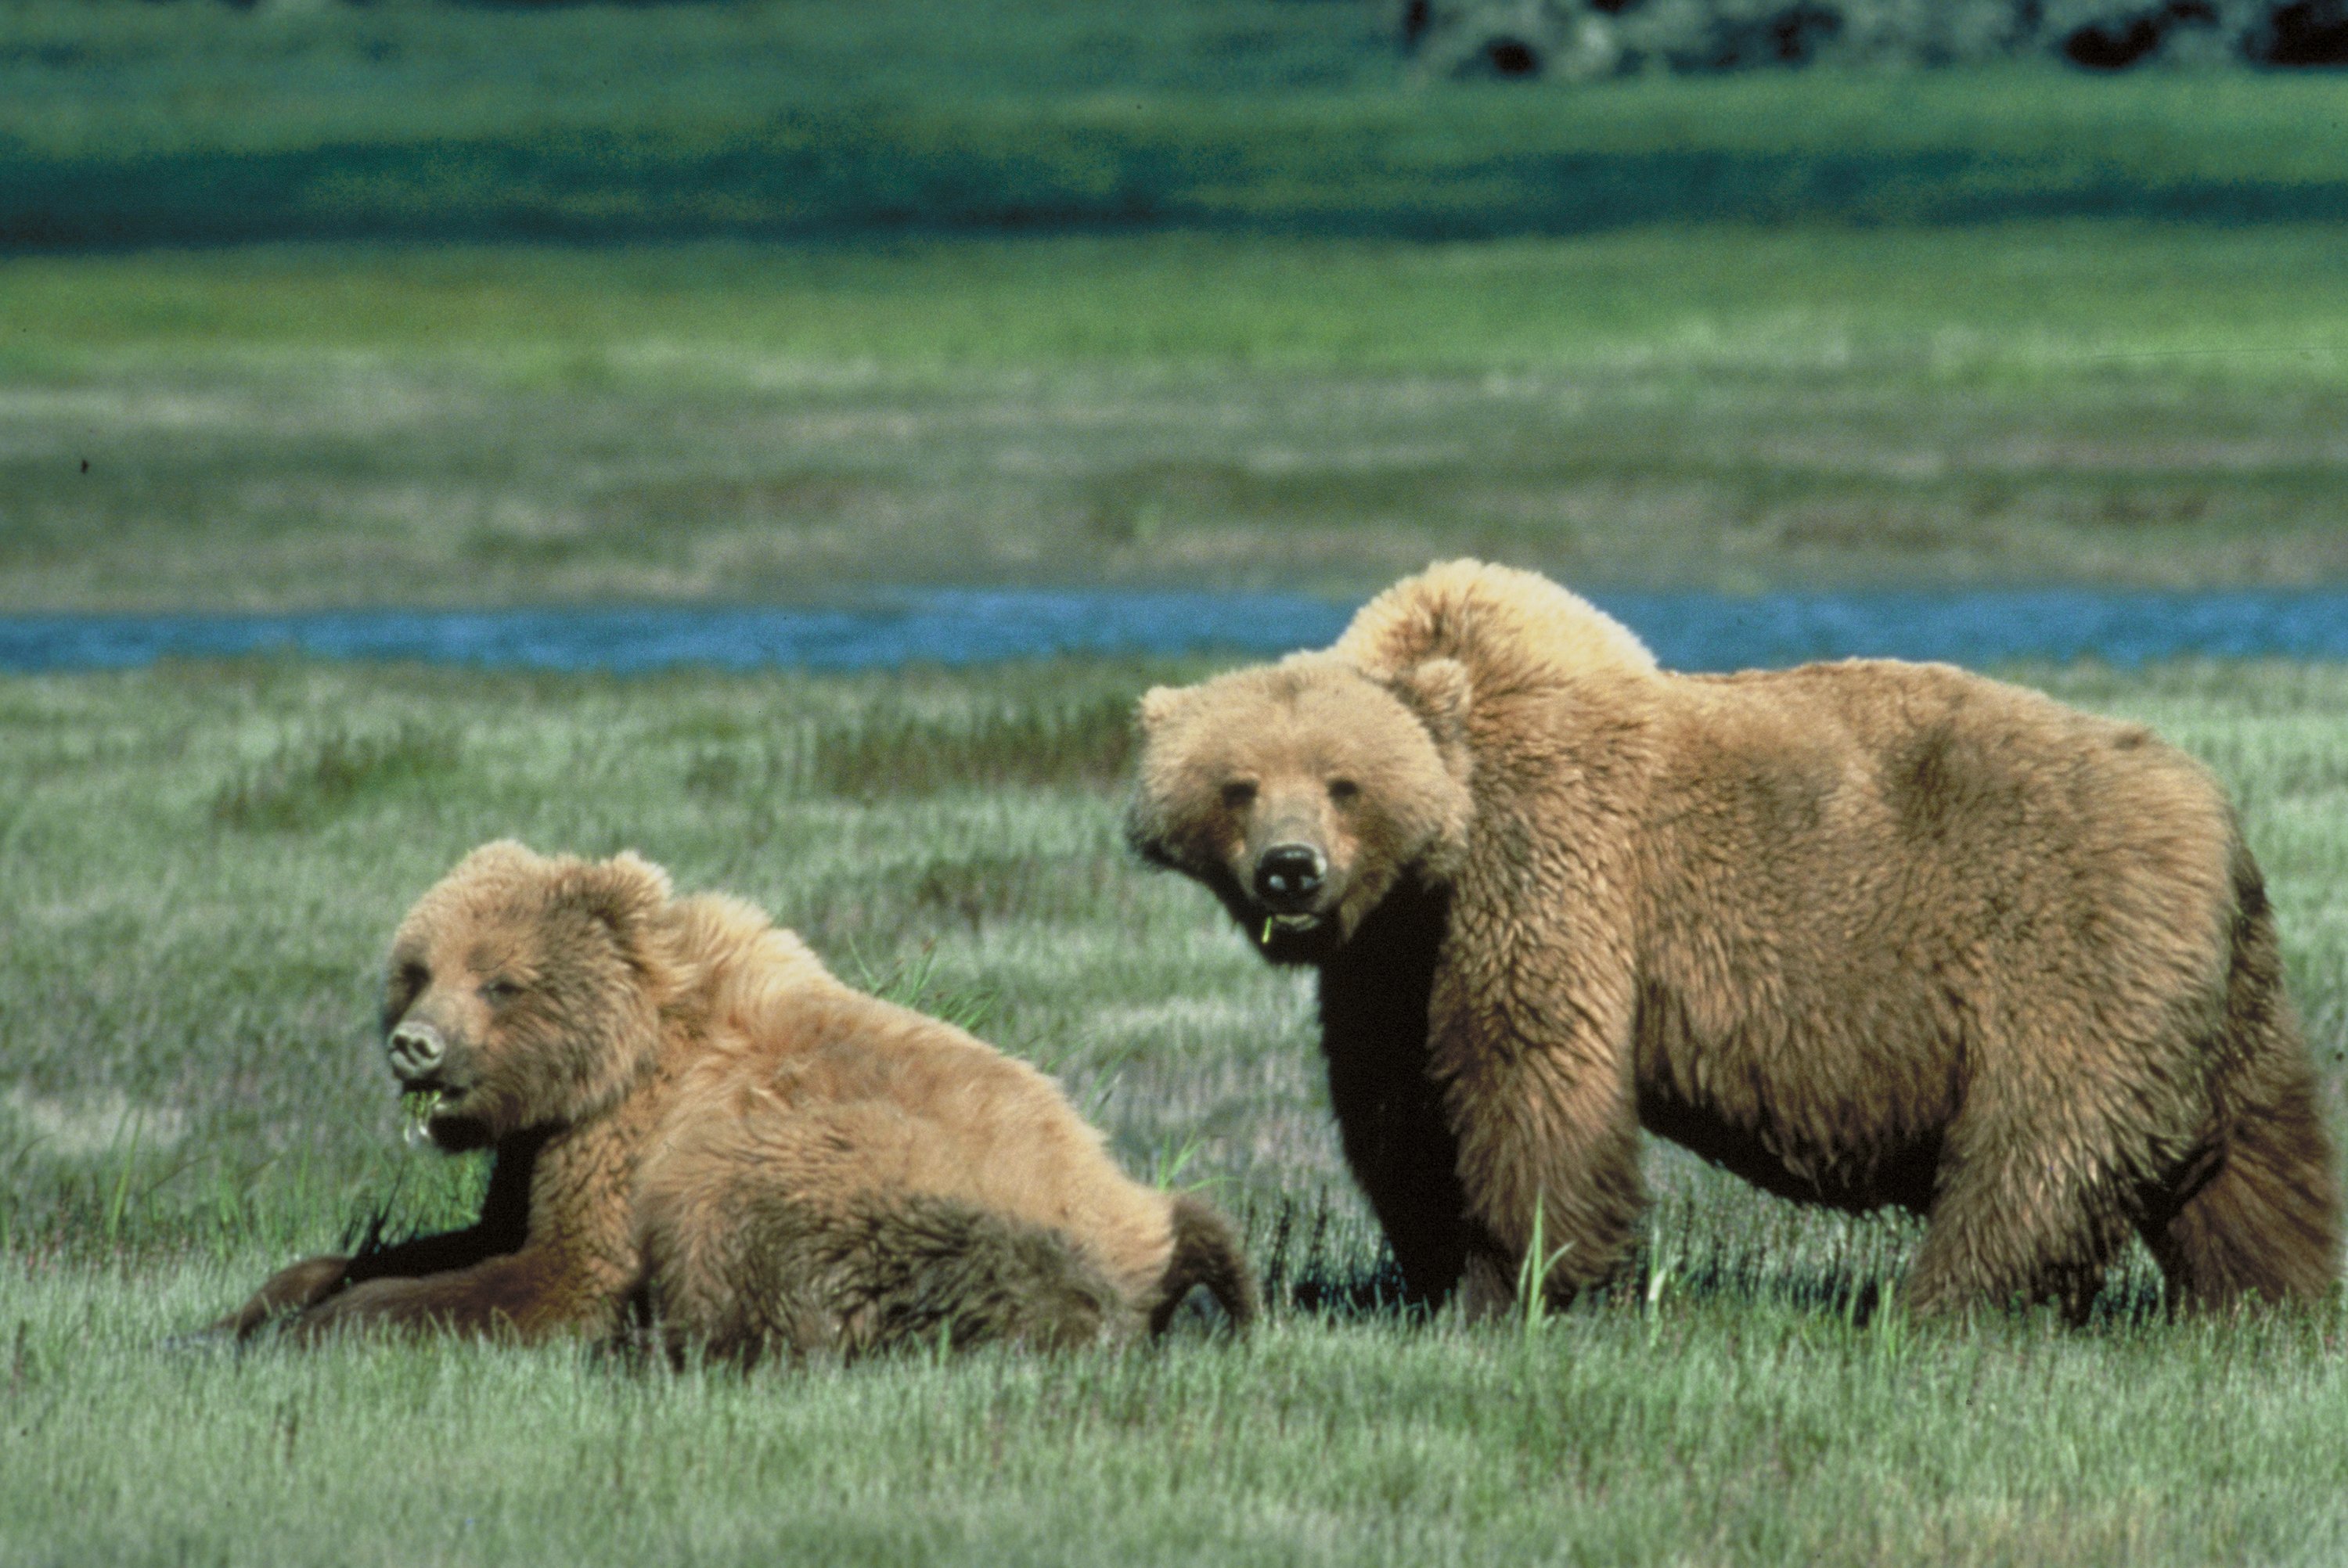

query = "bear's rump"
[636,1174,1133,1358]
[655,1063,1176,1303]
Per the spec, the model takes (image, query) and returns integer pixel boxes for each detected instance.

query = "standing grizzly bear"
[1128,559,2340,1318]
[219,842,1254,1358]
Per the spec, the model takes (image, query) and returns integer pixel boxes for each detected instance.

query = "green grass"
[9,14,2347,1548]
[6,225,2347,609]
[9,1,2348,243]
[210,720,465,830]
[13,1271,2348,1567]
[5,654,2348,1563]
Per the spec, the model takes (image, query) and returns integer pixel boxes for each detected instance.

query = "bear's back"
[1618,657,2242,1113]
[1669,656,2231,882]
[1334,557,1658,694]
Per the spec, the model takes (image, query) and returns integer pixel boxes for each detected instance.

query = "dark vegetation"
[211,722,464,830]
[1407,0,2348,79]
[798,696,1140,800]
[5,1,2348,247]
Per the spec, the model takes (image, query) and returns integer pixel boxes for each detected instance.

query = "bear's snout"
[387,1019,448,1084]
[1253,843,1327,910]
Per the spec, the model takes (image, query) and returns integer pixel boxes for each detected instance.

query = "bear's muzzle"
[1252,843,1327,912]
[387,1018,448,1084]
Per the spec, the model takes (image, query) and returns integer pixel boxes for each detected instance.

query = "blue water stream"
[2,588,2345,675]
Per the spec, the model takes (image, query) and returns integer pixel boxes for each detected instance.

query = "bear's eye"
[1327,778,1359,804]
[1221,780,1258,811]
[480,978,523,1005]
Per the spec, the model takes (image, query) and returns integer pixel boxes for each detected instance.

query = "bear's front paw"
[1456,1254,1518,1324]
[283,1275,434,1343]
[218,1254,352,1339]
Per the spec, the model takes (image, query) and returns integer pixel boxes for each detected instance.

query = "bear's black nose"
[387,1019,447,1083]
[1253,844,1326,909]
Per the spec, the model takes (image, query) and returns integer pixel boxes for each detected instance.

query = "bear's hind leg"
[2137,1071,2340,1311]
[1150,1193,1259,1333]
[638,1144,1138,1365]
[1905,1124,2137,1322]
[2140,886,2343,1311]
[635,1185,834,1367]
[818,1194,1138,1356]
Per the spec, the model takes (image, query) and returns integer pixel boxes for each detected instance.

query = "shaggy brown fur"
[1128,559,2341,1319]
[218,842,1256,1355]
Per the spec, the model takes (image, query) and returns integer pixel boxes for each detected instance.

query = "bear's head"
[379,841,675,1151]
[1125,653,1473,965]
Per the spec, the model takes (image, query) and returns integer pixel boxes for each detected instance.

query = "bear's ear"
[560,851,673,942]
[1386,658,1473,777]
[1136,685,1194,734]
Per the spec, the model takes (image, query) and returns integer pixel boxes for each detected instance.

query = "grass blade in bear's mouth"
[1259,912,1324,948]
[399,1089,444,1147]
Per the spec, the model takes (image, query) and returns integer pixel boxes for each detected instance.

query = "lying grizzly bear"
[1128,559,2340,1319]
[220,842,1254,1358]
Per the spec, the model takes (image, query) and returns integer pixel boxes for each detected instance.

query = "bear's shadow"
[1244,1192,2179,1329]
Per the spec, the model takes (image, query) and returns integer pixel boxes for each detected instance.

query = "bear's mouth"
[419,1094,495,1152]
[1252,908,1342,964]
[399,1089,444,1148]
[394,1079,485,1149]
[423,1084,474,1120]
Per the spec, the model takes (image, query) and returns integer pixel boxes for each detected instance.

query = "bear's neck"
[515,1031,692,1303]
[1324,870,1446,974]
[1316,876,1451,1088]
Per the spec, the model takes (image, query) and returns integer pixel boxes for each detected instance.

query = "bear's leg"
[1906,1119,2135,1322]
[1442,1052,1645,1320]
[284,1247,596,1343]
[2137,1045,2341,1311]
[1324,1042,1471,1304]
[218,1143,538,1339]
[2138,878,2343,1309]
[215,1254,352,1337]
[650,1185,1133,1365]
[635,1180,834,1366]
[633,1124,858,1365]
[1150,1194,1259,1333]
[820,1195,1134,1357]
[1319,891,1472,1304]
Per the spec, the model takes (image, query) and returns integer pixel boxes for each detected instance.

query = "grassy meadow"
[5,224,2348,610]
[5,655,2348,1564]
[9,6,2348,1553]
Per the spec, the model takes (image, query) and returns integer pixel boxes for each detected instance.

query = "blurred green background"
[7,0,2348,245]
[4,0,2347,607]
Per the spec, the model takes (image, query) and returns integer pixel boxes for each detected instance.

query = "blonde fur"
[636,893,1184,1332]
[1332,556,1659,693]
[1130,560,2341,1319]
[221,845,1255,1354]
